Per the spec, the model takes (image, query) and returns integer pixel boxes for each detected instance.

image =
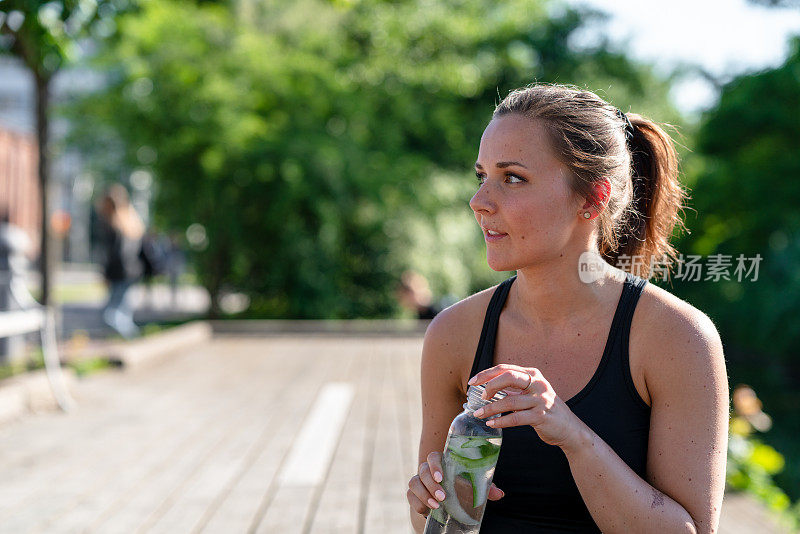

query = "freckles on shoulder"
[634,285,727,403]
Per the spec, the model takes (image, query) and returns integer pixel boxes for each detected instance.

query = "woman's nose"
[470,185,495,214]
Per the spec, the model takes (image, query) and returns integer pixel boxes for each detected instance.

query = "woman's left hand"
[469,364,586,451]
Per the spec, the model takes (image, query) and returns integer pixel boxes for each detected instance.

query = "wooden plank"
[362,341,414,534]
[0,342,200,474]
[144,342,325,534]
[199,338,352,533]
[0,336,788,534]
[305,342,374,534]
[718,491,793,534]
[38,342,279,533]
[395,339,424,478]
[89,340,303,533]
[0,344,225,530]
[251,344,358,534]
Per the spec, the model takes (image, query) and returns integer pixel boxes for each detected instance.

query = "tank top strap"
[616,271,648,333]
[590,271,648,366]
[470,275,517,379]
[469,272,648,382]
[618,271,648,365]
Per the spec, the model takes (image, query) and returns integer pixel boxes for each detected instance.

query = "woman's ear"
[582,179,611,210]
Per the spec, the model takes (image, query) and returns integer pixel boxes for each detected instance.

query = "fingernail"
[499,490,505,497]
[474,408,484,417]
[487,419,496,426]
[435,490,446,501]
[434,471,442,483]
[428,498,439,509]
[468,377,476,385]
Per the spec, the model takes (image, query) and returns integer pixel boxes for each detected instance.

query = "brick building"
[0,127,39,259]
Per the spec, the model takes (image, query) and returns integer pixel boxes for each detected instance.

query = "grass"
[28,282,107,304]
[0,347,113,381]
[0,319,189,382]
[26,271,200,305]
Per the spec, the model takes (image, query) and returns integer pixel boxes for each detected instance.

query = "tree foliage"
[63,0,681,318]
[1,0,133,305]
[671,35,800,501]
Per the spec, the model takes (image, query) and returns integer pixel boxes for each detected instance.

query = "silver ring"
[522,372,534,393]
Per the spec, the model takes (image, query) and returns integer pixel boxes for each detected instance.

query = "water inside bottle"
[424,434,502,533]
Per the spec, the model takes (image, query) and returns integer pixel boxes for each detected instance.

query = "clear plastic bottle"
[424,384,507,534]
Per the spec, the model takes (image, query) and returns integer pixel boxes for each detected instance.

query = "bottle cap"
[467,384,507,408]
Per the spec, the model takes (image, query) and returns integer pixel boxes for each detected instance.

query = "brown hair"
[493,83,690,280]
[97,184,145,241]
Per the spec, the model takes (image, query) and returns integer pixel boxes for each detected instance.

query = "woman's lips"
[483,229,508,242]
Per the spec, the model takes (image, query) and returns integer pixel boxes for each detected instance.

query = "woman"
[406,84,728,533]
[97,184,145,339]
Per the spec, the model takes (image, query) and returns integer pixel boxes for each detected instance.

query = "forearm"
[562,422,696,534]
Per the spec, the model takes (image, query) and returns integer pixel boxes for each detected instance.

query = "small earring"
[583,211,592,219]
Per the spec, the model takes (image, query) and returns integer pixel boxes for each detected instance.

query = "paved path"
[0,336,791,533]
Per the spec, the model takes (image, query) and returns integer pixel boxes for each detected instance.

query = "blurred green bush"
[727,384,800,531]
[61,0,680,318]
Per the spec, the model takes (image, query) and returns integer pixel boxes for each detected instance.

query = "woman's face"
[469,114,587,272]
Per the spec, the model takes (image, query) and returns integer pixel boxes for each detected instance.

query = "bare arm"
[561,308,729,533]
[409,310,469,533]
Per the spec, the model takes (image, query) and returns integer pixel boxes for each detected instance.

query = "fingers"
[487,483,505,501]
[421,453,446,502]
[408,470,441,514]
[407,455,447,517]
[406,487,433,517]
[482,368,542,399]
[480,404,550,429]
[426,451,443,483]
[468,363,518,387]
[473,391,535,419]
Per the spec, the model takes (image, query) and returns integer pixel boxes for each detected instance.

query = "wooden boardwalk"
[0,336,791,533]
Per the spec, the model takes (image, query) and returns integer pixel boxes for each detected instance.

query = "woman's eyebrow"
[474,161,529,169]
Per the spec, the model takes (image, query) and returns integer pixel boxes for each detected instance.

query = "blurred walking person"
[166,232,186,309]
[96,184,144,339]
[396,270,440,320]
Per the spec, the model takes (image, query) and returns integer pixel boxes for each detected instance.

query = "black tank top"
[471,271,651,533]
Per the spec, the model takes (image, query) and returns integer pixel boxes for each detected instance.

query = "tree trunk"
[35,72,52,307]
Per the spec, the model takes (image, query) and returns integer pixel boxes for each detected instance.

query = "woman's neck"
[509,248,621,330]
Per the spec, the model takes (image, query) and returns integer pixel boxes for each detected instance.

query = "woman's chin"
[486,255,516,272]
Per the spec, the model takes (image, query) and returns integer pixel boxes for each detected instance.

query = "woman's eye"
[475,172,525,185]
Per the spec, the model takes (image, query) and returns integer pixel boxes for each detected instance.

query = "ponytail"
[602,116,690,280]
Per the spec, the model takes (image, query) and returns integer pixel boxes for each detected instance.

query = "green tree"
[63,0,682,318]
[673,35,800,500]
[0,0,132,306]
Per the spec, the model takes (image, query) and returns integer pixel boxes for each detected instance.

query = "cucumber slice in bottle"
[448,435,482,459]
[448,450,499,469]
[477,442,501,457]
[460,437,489,448]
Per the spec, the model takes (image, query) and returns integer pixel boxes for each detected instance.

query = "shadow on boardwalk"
[0,336,790,533]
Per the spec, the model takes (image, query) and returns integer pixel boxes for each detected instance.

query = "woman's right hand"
[407,451,505,518]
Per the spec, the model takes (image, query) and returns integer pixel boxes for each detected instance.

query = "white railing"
[1,307,75,412]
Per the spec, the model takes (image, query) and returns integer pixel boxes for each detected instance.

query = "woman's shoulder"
[632,279,725,398]
[426,281,505,339]
[422,281,506,394]
[634,279,719,339]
